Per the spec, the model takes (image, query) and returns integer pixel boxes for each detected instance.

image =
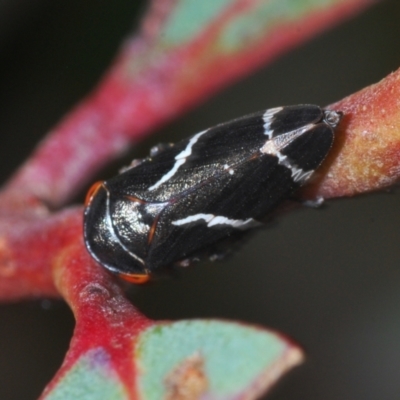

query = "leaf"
[136,320,302,400]
[43,322,302,400]
[43,349,127,400]
[41,243,302,399]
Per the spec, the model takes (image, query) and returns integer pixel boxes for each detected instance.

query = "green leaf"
[44,349,127,400]
[135,320,302,399]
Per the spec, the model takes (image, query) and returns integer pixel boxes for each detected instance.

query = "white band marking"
[262,107,282,139]
[172,213,261,230]
[260,124,315,183]
[149,129,207,191]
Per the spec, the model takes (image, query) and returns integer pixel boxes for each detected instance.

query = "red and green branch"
[1,0,395,399]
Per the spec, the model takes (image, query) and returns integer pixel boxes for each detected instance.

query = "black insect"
[84,105,342,283]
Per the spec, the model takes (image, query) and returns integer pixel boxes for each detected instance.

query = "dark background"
[1,0,400,399]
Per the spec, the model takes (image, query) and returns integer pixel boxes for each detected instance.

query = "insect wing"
[143,106,334,269]
[265,104,324,137]
[281,123,335,171]
[145,154,293,269]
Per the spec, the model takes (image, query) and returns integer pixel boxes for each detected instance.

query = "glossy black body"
[84,105,342,277]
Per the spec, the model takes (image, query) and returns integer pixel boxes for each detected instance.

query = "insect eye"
[85,181,103,206]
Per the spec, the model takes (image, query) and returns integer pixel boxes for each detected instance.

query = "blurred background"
[1,0,400,399]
